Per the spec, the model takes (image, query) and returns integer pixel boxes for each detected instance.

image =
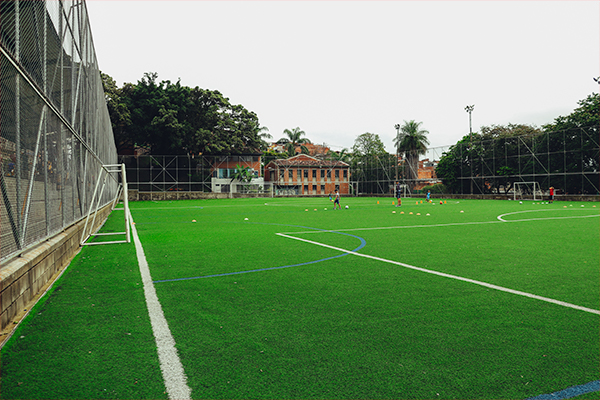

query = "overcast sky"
[86,1,599,154]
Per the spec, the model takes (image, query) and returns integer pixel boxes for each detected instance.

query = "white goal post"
[80,164,131,246]
[390,184,411,198]
[399,184,411,198]
[513,181,543,201]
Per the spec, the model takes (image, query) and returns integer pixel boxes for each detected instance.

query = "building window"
[279,170,284,180]
[289,169,293,180]
[218,168,236,179]
[321,185,325,193]
[343,170,347,179]
[312,169,317,178]
[327,170,331,179]
[304,169,308,178]
[320,169,325,178]
[304,185,308,193]
[335,170,339,179]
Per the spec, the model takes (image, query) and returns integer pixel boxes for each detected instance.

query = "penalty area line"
[276,233,600,315]
[129,211,192,400]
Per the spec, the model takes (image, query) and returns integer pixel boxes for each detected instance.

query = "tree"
[542,93,599,194]
[542,93,599,132]
[328,148,350,163]
[281,127,311,155]
[104,72,264,155]
[394,120,430,185]
[101,72,132,153]
[351,133,395,194]
[436,124,544,194]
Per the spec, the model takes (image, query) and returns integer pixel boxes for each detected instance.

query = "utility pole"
[465,105,475,195]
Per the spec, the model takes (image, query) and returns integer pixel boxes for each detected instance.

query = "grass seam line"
[276,233,600,315]
[129,210,192,400]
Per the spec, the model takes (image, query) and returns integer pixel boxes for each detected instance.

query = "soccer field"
[1,197,599,399]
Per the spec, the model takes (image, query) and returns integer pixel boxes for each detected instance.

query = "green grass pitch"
[1,197,598,399]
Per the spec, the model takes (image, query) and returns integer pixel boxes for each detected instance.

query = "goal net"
[513,181,542,201]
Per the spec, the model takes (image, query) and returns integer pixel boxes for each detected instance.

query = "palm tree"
[394,120,430,183]
[328,148,350,162]
[257,125,272,140]
[282,127,311,156]
[230,164,253,183]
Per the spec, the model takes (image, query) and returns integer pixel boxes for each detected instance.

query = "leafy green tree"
[351,133,395,194]
[281,127,311,155]
[101,72,132,153]
[543,93,599,132]
[542,93,599,194]
[435,136,469,194]
[394,120,430,184]
[105,72,264,155]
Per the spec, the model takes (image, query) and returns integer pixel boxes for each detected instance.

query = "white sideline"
[129,211,192,399]
[276,233,600,315]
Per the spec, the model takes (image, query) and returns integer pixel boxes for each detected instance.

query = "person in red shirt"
[549,186,554,203]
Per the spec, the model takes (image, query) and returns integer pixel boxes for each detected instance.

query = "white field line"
[497,208,599,222]
[129,211,192,400]
[276,233,600,315]
[279,211,599,235]
[279,220,504,235]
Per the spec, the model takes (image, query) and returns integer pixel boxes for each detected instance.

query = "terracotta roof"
[267,154,349,168]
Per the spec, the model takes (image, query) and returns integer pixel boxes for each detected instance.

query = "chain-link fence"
[1,0,118,264]
[119,154,348,197]
[120,125,599,201]
[434,127,599,197]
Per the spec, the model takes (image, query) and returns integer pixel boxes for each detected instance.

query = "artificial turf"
[1,197,598,399]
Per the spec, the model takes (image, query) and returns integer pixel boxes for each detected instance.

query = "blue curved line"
[525,380,599,400]
[153,227,367,283]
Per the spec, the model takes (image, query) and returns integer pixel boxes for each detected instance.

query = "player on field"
[333,190,341,210]
[395,181,402,207]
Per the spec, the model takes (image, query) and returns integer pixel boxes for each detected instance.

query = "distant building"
[264,154,350,196]
[267,142,331,158]
[414,158,442,191]
[210,153,263,193]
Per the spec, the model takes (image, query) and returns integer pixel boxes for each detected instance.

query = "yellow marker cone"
[417,213,421,216]
[416,201,418,205]
[377,201,379,204]
[420,200,423,204]
[401,211,404,214]
[392,201,395,205]
[444,200,447,204]
[409,212,413,215]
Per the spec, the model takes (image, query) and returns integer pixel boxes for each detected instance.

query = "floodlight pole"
[394,123,400,183]
[465,105,475,195]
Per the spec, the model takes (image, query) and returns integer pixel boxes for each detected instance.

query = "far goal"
[513,181,542,201]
